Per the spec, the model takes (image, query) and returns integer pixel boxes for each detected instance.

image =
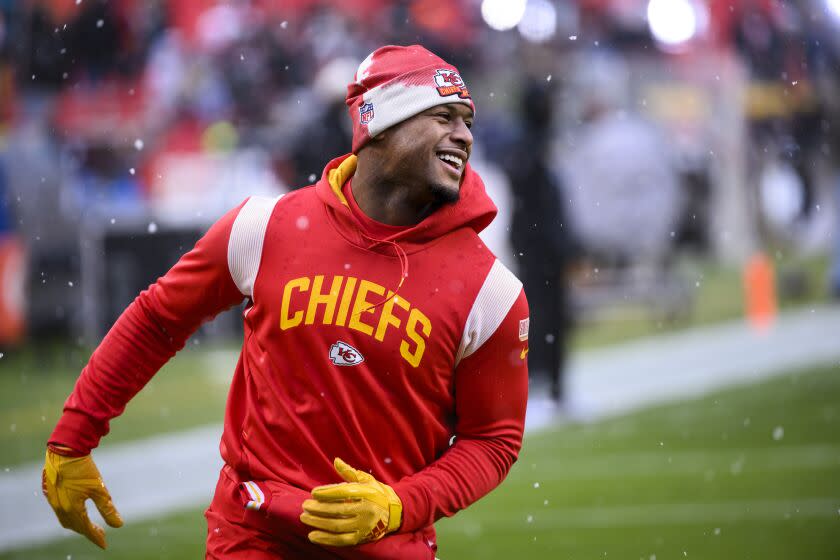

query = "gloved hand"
[301,457,402,547]
[42,446,123,549]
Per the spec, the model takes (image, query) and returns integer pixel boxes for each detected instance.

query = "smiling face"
[372,102,474,206]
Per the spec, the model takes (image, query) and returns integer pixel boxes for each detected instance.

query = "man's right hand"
[42,446,123,549]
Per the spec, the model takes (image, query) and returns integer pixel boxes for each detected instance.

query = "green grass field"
[4,363,838,560]
[0,344,233,467]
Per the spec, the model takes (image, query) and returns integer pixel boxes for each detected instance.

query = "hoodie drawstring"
[354,231,409,315]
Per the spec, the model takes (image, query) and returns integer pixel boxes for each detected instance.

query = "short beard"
[429,182,460,206]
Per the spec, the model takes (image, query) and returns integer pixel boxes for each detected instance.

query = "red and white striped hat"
[346,45,475,153]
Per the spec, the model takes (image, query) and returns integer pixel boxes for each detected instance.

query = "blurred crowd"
[1,0,839,400]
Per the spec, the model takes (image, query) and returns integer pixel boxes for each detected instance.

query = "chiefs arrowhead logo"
[433,69,470,99]
[329,341,365,366]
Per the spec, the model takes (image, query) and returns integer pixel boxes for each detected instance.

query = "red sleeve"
[49,202,247,454]
[392,289,529,531]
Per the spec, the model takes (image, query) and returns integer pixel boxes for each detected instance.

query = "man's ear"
[371,131,387,143]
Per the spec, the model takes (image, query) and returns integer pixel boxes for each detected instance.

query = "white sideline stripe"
[448,498,840,531]
[528,444,840,479]
[455,259,522,366]
[563,305,840,422]
[228,195,281,297]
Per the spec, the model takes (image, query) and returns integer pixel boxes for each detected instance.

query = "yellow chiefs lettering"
[280,275,431,368]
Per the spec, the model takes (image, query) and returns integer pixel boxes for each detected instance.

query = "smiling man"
[43,45,529,559]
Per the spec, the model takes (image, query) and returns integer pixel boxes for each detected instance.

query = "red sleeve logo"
[434,69,471,99]
[518,318,529,341]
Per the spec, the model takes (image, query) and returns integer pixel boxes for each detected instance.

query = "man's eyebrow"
[426,104,474,119]
[449,104,475,119]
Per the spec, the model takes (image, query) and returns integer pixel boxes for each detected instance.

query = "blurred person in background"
[561,51,683,272]
[42,44,529,559]
[808,11,840,297]
[290,57,356,187]
[0,156,27,347]
[503,78,578,405]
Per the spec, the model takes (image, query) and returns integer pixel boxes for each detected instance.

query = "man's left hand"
[301,457,402,547]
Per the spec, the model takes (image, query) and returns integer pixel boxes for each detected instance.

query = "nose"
[451,117,473,150]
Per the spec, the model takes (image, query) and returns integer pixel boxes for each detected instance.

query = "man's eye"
[465,121,473,129]
[436,113,450,119]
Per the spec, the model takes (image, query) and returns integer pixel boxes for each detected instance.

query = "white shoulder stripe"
[455,259,523,366]
[228,195,281,297]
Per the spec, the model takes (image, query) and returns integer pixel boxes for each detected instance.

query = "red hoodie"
[50,154,530,559]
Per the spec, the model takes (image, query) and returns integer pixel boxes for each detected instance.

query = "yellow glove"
[300,457,402,547]
[42,447,123,549]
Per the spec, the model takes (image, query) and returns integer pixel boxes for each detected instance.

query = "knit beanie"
[346,45,475,153]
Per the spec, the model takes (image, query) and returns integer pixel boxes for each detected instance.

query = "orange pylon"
[743,252,777,331]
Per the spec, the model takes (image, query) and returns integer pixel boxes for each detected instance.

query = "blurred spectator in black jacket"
[290,57,356,187]
[503,79,578,404]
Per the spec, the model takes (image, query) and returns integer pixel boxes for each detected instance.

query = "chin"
[430,182,460,205]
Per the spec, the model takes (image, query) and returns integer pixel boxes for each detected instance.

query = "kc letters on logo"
[329,341,364,366]
[433,69,470,99]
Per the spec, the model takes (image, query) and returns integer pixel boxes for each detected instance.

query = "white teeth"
[437,153,463,168]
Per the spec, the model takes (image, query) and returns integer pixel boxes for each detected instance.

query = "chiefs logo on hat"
[434,69,470,99]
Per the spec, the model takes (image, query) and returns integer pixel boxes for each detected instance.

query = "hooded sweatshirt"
[50,154,530,559]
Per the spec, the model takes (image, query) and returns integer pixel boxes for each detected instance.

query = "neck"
[351,154,438,226]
